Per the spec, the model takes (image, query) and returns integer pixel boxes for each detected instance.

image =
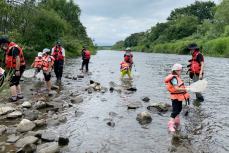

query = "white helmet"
[172,63,182,71]
[38,52,43,57]
[42,48,50,54]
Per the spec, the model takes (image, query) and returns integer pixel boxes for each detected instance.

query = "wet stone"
[77,74,84,78]
[22,101,32,108]
[0,106,15,115]
[17,119,36,132]
[126,87,137,91]
[7,134,20,143]
[36,142,59,153]
[127,101,142,109]
[70,96,83,104]
[58,136,69,146]
[15,136,38,148]
[147,102,170,112]
[141,96,150,102]
[136,111,152,125]
[23,110,39,121]
[34,101,47,109]
[17,143,37,153]
[7,111,22,119]
[0,125,7,135]
[34,119,46,127]
[41,131,58,142]
[107,121,115,127]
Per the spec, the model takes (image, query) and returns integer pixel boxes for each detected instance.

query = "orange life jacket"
[5,42,25,69]
[52,46,64,61]
[190,51,202,74]
[120,61,130,71]
[42,55,55,71]
[34,57,43,68]
[84,50,91,59]
[164,74,190,101]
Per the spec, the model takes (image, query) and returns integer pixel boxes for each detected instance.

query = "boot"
[168,119,175,132]
[174,116,180,128]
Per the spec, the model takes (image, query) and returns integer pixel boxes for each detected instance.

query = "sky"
[75,0,220,46]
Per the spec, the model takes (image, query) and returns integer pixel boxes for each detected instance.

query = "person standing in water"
[164,63,190,132]
[80,46,91,72]
[187,43,204,102]
[124,47,133,71]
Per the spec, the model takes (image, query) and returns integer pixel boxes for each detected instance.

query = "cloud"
[75,0,220,45]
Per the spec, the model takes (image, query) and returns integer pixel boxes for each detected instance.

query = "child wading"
[31,52,43,77]
[164,63,190,132]
[120,61,132,79]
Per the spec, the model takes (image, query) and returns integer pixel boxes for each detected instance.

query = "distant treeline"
[112,0,229,57]
[0,0,95,62]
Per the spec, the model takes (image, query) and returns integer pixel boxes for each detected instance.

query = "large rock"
[70,96,83,104]
[7,134,20,143]
[0,125,7,135]
[23,110,39,121]
[0,106,15,115]
[41,131,58,142]
[147,102,171,112]
[127,101,142,109]
[7,111,22,119]
[17,119,36,132]
[136,111,152,125]
[22,101,32,108]
[36,142,59,153]
[34,119,46,127]
[17,144,37,153]
[15,136,38,148]
[34,101,47,109]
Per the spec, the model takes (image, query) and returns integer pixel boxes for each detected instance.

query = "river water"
[1,50,229,153]
[47,50,229,153]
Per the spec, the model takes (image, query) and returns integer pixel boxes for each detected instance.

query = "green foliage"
[112,0,229,58]
[111,40,124,50]
[124,32,145,47]
[0,0,94,63]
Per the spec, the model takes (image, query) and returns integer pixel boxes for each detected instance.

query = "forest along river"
[1,50,229,153]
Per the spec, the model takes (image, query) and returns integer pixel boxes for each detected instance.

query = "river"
[1,50,229,153]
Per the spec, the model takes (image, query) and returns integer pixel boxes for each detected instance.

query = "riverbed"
[1,50,229,153]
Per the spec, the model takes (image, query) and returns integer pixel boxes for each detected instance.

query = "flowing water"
[48,50,229,153]
[1,50,229,153]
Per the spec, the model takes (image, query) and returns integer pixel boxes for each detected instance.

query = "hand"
[199,74,203,80]
[15,70,20,76]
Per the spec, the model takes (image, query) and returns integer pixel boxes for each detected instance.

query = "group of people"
[164,43,204,132]
[0,36,91,101]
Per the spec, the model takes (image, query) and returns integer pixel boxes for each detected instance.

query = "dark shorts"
[43,72,51,81]
[9,65,26,87]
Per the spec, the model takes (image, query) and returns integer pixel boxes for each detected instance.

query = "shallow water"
[47,50,229,153]
[1,50,229,153]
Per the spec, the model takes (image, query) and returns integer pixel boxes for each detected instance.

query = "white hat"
[172,63,182,71]
[38,52,43,57]
[125,47,131,51]
[42,48,50,54]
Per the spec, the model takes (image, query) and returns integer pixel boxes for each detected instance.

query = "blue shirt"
[171,77,178,86]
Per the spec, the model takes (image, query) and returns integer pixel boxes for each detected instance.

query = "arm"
[199,61,204,79]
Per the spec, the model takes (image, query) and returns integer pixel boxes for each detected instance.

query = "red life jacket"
[52,46,64,61]
[42,55,55,71]
[5,42,26,69]
[85,50,91,59]
[34,57,43,68]
[164,74,190,101]
[190,51,202,74]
